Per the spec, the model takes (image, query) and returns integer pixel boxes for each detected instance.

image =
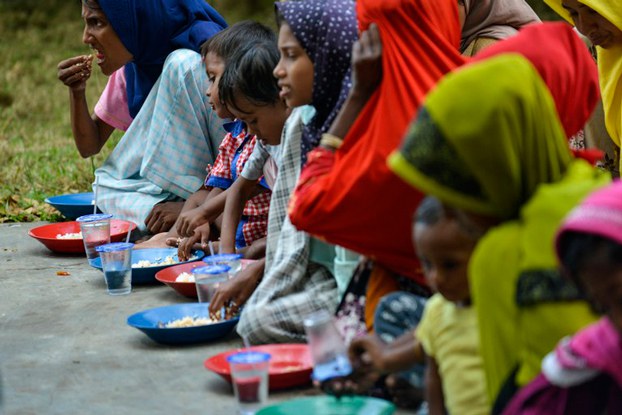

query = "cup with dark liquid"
[227,351,271,415]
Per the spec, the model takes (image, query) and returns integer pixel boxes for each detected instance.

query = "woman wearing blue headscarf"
[57,0,227,234]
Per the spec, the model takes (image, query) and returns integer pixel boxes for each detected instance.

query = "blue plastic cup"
[96,242,133,295]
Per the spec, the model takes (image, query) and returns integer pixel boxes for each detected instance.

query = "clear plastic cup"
[96,242,133,295]
[202,253,243,275]
[76,213,113,266]
[227,351,271,415]
[303,309,353,382]
[192,265,231,303]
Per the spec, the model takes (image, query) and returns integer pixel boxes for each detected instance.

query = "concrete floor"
[0,222,414,415]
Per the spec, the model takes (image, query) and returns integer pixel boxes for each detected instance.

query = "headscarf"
[389,54,572,220]
[544,0,622,156]
[288,0,465,281]
[556,180,622,254]
[275,0,358,165]
[461,0,540,52]
[390,54,610,401]
[97,0,227,117]
[473,22,600,139]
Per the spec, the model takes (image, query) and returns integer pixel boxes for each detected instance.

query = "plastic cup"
[76,213,113,265]
[303,310,353,382]
[227,351,271,415]
[202,253,243,275]
[192,265,231,303]
[96,242,134,295]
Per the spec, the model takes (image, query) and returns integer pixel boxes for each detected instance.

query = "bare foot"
[134,232,170,249]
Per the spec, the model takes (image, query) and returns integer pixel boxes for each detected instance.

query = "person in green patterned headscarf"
[389,54,611,410]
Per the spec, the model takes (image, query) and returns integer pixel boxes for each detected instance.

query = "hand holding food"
[57,54,94,92]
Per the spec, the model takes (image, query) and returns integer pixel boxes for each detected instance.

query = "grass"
[0,1,117,222]
[0,0,556,223]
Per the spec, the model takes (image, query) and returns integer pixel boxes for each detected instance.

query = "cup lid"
[76,213,113,222]
[192,265,231,275]
[203,253,243,263]
[95,242,134,253]
[226,351,271,364]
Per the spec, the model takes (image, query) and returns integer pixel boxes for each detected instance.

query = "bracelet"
[320,133,344,150]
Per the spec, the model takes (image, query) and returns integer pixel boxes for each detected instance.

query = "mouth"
[278,84,291,99]
[91,47,105,64]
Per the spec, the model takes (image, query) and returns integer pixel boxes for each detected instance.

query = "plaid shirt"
[237,106,339,344]
[205,121,270,246]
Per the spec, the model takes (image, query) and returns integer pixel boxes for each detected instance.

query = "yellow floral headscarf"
[544,0,622,160]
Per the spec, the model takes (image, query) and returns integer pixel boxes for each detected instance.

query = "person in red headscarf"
[288,0,465,336]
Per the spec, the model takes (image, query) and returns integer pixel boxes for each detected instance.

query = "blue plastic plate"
[257,396,395,415]
[45,192,100,219]
[91,248,205,284]
[127,303,239,345]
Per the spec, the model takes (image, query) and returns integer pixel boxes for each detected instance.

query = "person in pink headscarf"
[504,181,622,414]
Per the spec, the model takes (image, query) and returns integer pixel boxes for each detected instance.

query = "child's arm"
[219,176,263,254]
[176,187,227,237]
[324,330,425,396]
[425,356,446,415]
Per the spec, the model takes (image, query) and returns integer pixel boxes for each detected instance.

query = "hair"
[415,196,446,227]
[200,20,275,60]
[218,40,281,113]
[414,196,485,242]
[559,232,622,283]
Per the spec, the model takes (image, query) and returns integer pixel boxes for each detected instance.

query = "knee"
[374,291,427,340]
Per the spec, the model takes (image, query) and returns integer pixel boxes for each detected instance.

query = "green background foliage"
[0,0,556,223]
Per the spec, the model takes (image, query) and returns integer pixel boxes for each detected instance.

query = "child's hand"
[57,55,94,92]
[177,223,211,260]
[349,334,387,372]
[319,334,386,397]
[208,260,263,319]
[351,23,382,99]
[176,206,210,237]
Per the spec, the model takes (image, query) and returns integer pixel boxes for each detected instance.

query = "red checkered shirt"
[205,123,271,246]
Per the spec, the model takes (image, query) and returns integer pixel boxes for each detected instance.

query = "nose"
[82,25,91,45]
[273,57,285,79]
[428,267,445,292]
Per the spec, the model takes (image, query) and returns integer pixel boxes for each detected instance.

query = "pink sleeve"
[94,68,133,131]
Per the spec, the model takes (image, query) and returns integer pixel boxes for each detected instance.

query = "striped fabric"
[237,106,340,344]
[95,49,226,232]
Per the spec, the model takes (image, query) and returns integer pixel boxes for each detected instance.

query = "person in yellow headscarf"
[389,54,611,411]
[544,0,622,172]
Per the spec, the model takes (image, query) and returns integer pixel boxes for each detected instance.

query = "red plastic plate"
[28,220,137,254]
[156,259,258,299]
[204,344,313,391]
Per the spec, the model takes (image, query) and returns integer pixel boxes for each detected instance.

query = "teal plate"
[256,396,395,415]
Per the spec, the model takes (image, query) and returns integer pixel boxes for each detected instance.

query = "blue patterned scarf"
[276,0,358,165]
